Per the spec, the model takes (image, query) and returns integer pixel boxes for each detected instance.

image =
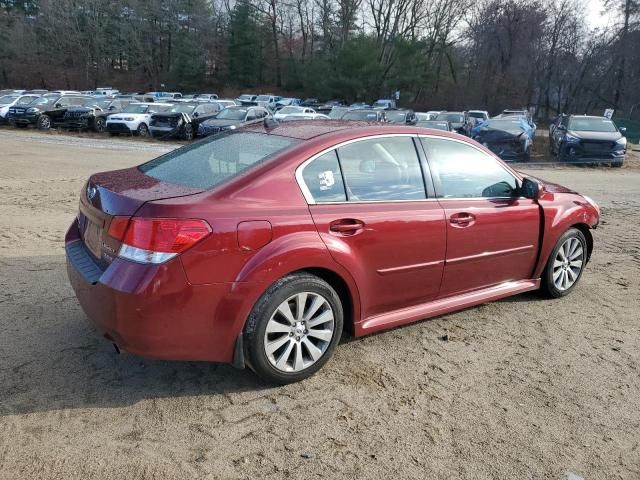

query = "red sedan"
[66,121,599,383]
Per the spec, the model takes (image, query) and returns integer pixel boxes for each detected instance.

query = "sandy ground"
[0,129,639,480]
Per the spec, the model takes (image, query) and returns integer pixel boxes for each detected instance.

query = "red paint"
[66,122,599,365]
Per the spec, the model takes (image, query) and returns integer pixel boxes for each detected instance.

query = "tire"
[94,117,106,133]
[183,123,194,141]
[541,228,587,298]
[136,123,149,137]
[244,273,344,384]
[611,159,623,168]
[37,114,52,130]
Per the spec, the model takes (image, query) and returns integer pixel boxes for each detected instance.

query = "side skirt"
[356,279,541,336]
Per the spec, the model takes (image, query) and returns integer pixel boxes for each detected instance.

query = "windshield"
[238,95,255,101]
[279,106,303,114]
[17,96,37,105]
[217,108,247,120]
[0,95,18,104]
[468,112,486,119]
[372,101,389,108]
[256,95,272,102]
[386,111,407,122]
[417,121,449,130]
[32,97,55,106]
[122,104,150,114]
[139,131,299,189]
[329,107,349,119]
[168,104,197,113]
[342,110,380,121]
[569,117,618,133]
[436,113,464,123]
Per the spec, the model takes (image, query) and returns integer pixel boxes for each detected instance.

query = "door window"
[336,137,426,201]
[421,137,517,198]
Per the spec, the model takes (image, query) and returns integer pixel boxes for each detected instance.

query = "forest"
[0,0,638,118]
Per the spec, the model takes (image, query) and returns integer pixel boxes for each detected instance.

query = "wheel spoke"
[570,259,583,268]
[566,267,576,282]
[553,259,563,269]
[276,300,296,325]
[295,293,307,321]
[303,295,324,321]
[570,246,583,261]
[275,340,295,370]
[302,338,323,361]
[307,328,333,342]
[553,268,563,282]
[307,309,333,328]
[266,320,291,335]
[293,343,304,371]
[266,335,290,355]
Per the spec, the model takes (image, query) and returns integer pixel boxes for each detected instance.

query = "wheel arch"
[570,222,593,262]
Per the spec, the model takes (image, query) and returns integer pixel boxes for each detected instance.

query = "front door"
[419,136,541,298]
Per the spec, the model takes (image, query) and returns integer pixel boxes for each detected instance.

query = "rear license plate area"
[83,220,103,259]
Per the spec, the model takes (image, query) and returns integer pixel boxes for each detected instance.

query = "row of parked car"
[0,88,628,165]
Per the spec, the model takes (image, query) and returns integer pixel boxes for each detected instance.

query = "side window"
[421,137,517,198]
[301,151,347,203]
[337,137,426,201]
[56,97,69,106]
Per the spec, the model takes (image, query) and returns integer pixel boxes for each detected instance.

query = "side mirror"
[619,126,627,135]
[193,112,200,117]
[520,177,540,199]
[55,103,62,108]
[108,106,116,111]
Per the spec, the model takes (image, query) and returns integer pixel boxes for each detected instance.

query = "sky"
[585,0,616,29]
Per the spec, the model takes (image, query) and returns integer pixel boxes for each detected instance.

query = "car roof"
[242,120,462,141]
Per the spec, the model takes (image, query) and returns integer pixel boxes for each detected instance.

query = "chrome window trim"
[295,133,424,205]
[295,133,525,205]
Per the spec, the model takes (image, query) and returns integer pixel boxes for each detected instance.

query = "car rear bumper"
[65,220,249,363]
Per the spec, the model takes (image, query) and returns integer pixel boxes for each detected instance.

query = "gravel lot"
[0,129,639,480]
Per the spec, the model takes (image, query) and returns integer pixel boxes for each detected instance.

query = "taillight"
[117,218,211,264]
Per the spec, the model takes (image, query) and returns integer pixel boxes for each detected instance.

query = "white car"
[278,113,330,122]
[105,102,172,136]
[273,106,318,121]
[0,94,40,122]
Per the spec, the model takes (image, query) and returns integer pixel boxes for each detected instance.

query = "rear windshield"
[139,131,299,189]
[436,113,464,123]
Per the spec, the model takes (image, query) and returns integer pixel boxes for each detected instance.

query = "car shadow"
[0,252,544,416]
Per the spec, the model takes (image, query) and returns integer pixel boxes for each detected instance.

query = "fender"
[533,192,599,278]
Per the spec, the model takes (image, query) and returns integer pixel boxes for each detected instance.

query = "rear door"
[299,135,446,319]
[419,136,541,298]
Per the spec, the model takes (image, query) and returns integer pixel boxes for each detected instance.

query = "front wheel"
[183,123,194,140]
[37,114,51,130]
[541,228,587,298]
[94,117,106,133]
[136,123,149,137]
[244,273,344,384]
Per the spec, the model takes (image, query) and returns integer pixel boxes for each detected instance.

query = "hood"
[476,128,524,142]
[201,118,241,127]
[152,112,185,119]
[524,174,577,194]
[567,130,622,141]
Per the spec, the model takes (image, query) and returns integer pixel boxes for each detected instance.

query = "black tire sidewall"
[94,117,106,132]
[137,123,149,136]
[245,273,344,384]
[542,228,587,298]
[37,115,51,130]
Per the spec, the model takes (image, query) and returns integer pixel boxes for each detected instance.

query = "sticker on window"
[318,170,335,190]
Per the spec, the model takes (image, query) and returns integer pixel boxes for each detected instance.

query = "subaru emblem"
[87,185,97,200]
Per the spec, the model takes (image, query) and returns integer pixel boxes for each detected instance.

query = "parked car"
[94,87,120,97]
[149,102,220,140]
[372,99,396,110]
[473,118,534,162]
[435,111,472,136]
[105,102,172,136]
[197,106,271,137]
[193,94,219,102]
[276,97,301,108]
[300,98,320,108]
[237,94,258,105]
[62,98,133,132]
[550,115,627,167]
[316,100,345,114]
[7,94,91,129]
[273,106,318,121]
[341,109,386,122]
[467,110,489,123]
[211,99,238,110]
[279,113,330,121]
[0,93,40,123]
[328,106,352,119]
[496,109,536,136]
[415,112,439,121]
[385,109,417,125]
[65,122,599,384]
[415,120,451,131]
[254,94,281,111]
[350,102,370,109]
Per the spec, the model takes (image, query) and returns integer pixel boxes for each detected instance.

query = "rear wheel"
[611,158,624,168]
[541,228,587,298]
[183,123,194,140]
[244,273,343,384]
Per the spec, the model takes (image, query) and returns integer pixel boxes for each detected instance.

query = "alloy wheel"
[552,237,584,291]
[263,292,335,373]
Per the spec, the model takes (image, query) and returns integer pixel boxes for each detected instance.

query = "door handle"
[329,219,365,236]
[449,212,476,226]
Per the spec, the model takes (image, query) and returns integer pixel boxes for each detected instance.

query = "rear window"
[139,131,299,189]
